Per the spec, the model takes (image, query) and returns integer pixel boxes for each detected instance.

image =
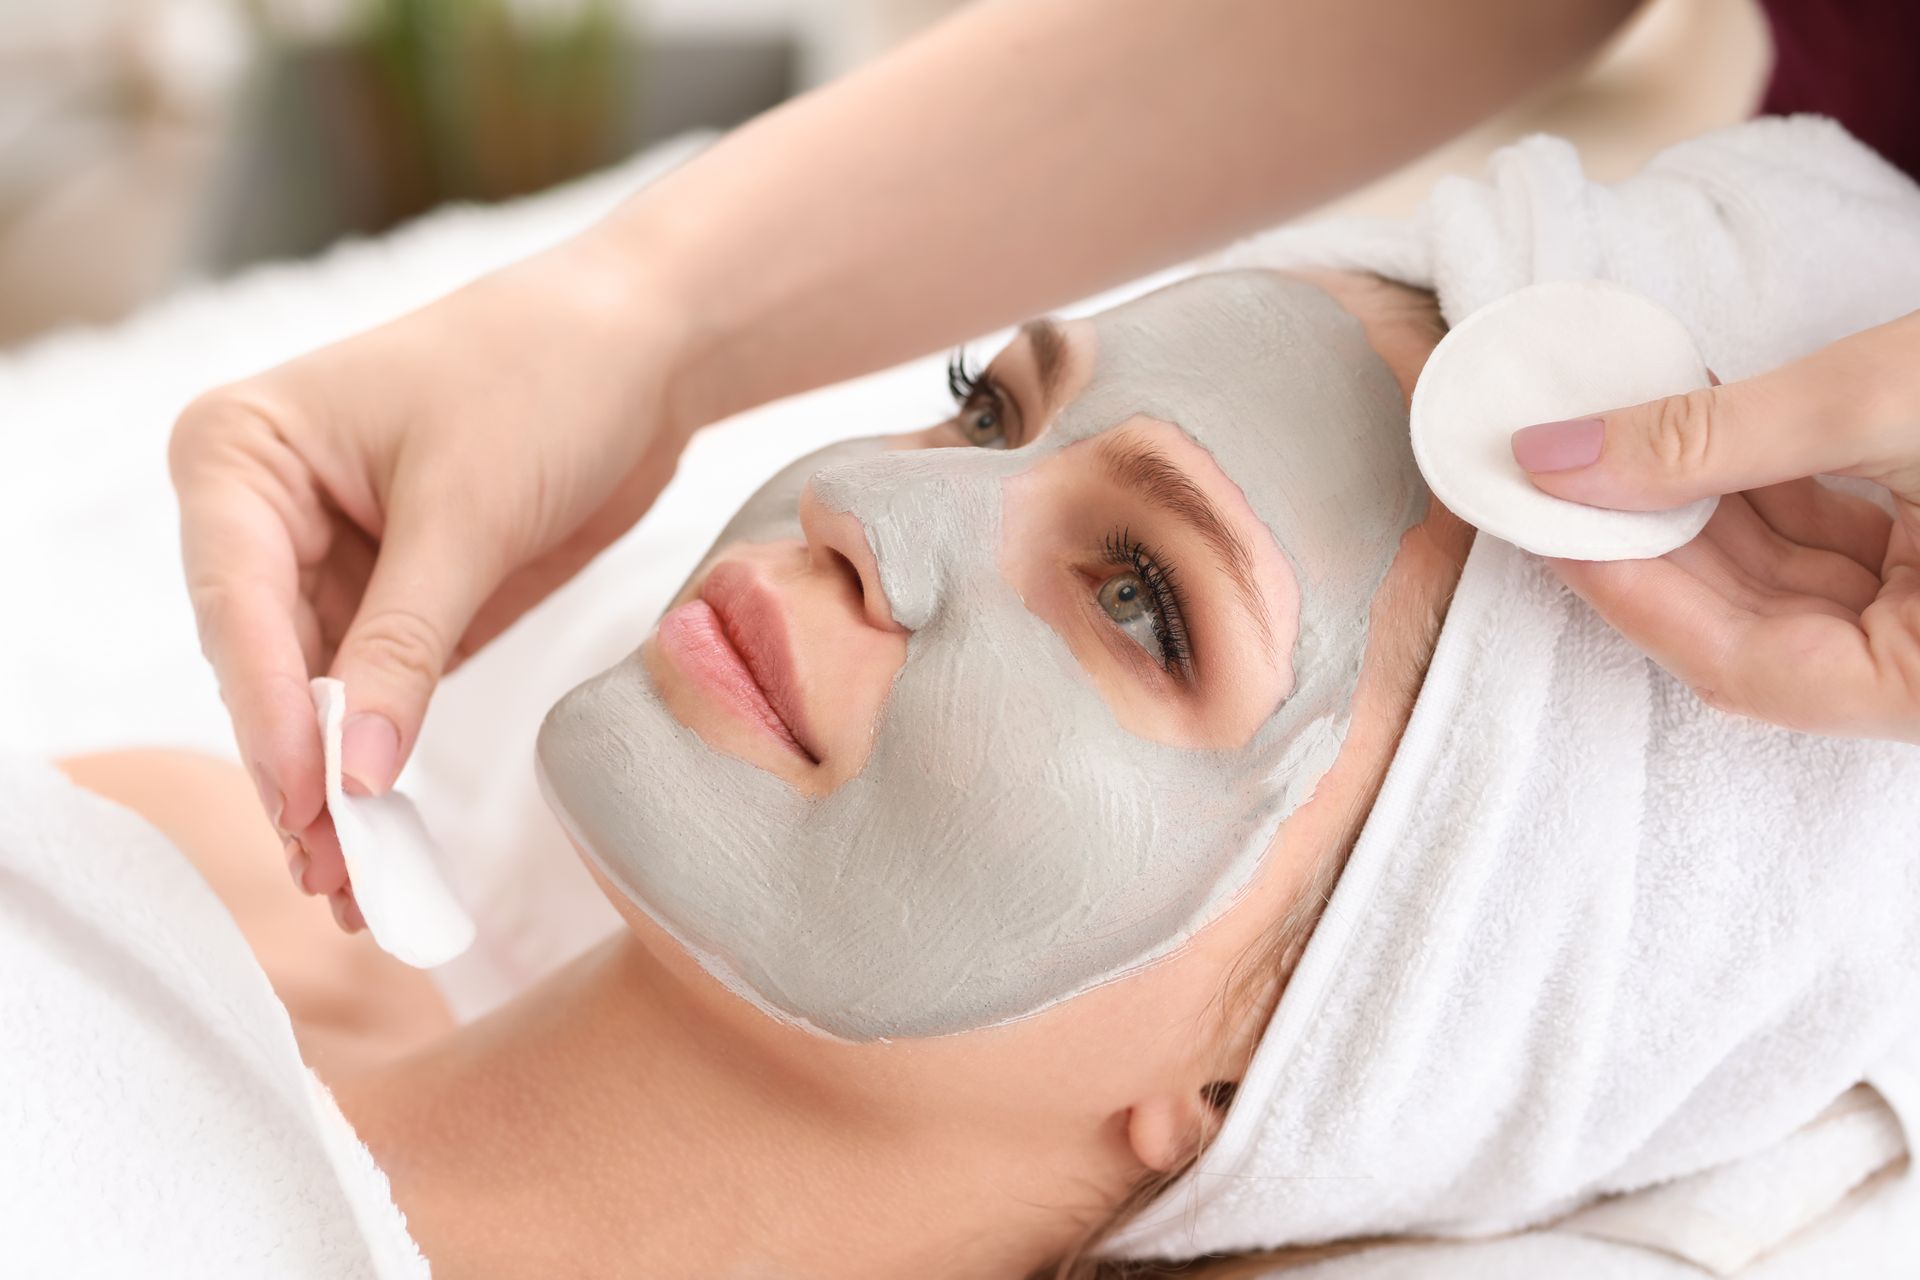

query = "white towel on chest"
[0,757,429,1279]
[1111,117,1920,1266]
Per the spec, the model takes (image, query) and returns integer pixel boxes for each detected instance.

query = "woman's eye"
[945,350,1017,449]
[957,399,1008,448]
[1097,571,1167,667]
[1096,532,1193,679]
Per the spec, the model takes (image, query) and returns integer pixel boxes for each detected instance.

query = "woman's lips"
[656,564,818,764]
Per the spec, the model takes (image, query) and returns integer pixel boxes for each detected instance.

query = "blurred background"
[0,0,1769,348]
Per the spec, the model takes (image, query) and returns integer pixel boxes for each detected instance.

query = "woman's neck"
[331,933,1071,1280]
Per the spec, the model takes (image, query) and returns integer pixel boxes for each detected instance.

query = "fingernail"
[341,712,400,796]
[1511,416,1605,473]
[253,759,285,829]
[284,837,310,893]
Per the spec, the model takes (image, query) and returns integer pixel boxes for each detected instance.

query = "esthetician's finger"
[288,808,348,898]
[171,412,330,834]
[204,586,325,827]
[1511,309,1920,511]
[1743,477,1893,572]
[1701,492,1883,614]
[329,885,365,934]
[326,485,504,795]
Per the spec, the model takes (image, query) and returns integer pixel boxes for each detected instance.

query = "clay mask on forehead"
[537,272,1425,1040]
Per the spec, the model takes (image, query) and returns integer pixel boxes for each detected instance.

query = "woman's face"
[538,271,1429,1043]
[647,336,1306,781]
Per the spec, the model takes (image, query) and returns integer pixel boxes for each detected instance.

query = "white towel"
[1110,117,1920,1266]
[0,756,429,1279]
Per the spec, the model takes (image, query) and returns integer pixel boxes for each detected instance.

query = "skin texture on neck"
[335,271,1471,1280]
[336,933,1086,1279]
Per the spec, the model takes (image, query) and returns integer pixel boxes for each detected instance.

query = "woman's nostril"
[798,496,904,634]
[846,549,906,635]
[803,517,865,591]
[826,545,863,597]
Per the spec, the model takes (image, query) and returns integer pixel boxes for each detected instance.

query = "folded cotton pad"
[1409,280,1718,560]
[310,677,475,968]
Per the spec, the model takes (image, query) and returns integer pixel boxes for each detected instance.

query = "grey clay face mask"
[536,271,1426,1040]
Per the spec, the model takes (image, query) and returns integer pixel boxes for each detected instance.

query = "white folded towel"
[1110,117,1920,1264]
[0,757,428,1279]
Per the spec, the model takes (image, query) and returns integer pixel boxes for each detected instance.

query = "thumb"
[329,497,502,795]
[1509,346,1878,512]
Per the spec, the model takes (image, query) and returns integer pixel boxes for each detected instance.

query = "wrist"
[543,212,713,455]
[562,190,757,447]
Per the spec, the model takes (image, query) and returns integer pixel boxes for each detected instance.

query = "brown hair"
[1030,538,1459,1280]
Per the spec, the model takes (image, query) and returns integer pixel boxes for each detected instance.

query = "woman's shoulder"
[0,754,420,1279]
[54,749,456,1074]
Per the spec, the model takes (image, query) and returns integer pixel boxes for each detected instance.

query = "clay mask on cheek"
[536,272,1426,1040]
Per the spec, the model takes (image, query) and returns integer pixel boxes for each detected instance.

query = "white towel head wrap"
[1109,118,1920,1260]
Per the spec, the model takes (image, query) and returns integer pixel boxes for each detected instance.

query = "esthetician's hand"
[1510,309,1920,744]
[170,237,693,902]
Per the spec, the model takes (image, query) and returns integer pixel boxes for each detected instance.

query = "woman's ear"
[1123,1082,1232,1173]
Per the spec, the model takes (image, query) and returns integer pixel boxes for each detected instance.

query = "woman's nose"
[798,484,906,635]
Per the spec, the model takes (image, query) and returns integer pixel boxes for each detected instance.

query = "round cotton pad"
[310,677,475,968]
[1409,280,1718,560]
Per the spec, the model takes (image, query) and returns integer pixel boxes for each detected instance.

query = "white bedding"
[0,755,428,1280]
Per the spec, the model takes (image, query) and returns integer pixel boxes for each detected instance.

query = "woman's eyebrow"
[1095,435,1274,653]
[1017,318,1069,401]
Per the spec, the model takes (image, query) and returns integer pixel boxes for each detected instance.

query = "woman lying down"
[12,126,1920,1280]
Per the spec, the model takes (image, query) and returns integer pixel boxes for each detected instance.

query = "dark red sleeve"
[1757,0,1920,181]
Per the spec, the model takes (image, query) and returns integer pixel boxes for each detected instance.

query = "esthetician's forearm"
[590,0,1639,433]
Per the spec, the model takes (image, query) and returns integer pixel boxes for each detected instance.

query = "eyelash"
[945,348,986,404]
[945,348,1014,442]
[1102,529,1194,677]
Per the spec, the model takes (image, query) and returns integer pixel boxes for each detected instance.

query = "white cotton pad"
[310,677,475,969]
[1409,280,1718,560]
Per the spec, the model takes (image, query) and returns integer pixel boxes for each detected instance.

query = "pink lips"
[657,562,817,763]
